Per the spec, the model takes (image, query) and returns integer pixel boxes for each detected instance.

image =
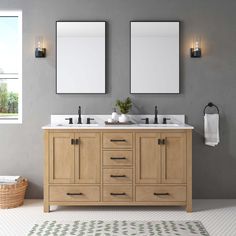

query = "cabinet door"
[75,133,100,184]
[161,132,186,184]
[136,133,161,184]
[49,133,75,184]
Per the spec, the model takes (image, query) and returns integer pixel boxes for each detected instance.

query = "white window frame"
[0,11,22,124]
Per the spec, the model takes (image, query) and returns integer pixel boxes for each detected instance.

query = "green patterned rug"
[28,220,209,236]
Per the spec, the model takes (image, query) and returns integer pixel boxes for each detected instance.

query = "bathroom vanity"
[43,115,193,212]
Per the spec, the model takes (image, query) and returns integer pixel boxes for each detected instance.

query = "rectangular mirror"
[56,21,106,94]
[131,21,179,94]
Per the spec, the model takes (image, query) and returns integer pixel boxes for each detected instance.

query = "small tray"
[105,121,135,125]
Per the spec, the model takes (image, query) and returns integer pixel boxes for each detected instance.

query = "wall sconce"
[190,36,201,58]
[35,36,46,58]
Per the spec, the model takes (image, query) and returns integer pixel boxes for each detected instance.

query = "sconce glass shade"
[35,36,46,58]
[190,36,201,58]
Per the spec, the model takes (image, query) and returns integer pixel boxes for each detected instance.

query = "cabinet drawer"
[103,133,133,149]
[136,186,186,202]
[103,150,133,166]
[103,185,133,202]
[49,185,100,202]
[103,169,132,184]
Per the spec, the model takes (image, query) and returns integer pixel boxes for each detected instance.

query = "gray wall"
[0,0,236,199]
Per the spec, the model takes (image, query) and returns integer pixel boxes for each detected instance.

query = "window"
[0,11,22,123]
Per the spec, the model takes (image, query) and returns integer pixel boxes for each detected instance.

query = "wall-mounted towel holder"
[203,102,220,115]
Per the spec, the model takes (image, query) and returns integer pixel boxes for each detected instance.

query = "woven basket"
[0,178,28,209]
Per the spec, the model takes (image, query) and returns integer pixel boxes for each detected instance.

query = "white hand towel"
[204,114,220,146]
[0,176,21,182]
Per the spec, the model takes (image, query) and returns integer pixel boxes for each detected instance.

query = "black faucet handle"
[65,118,73,124]
[141,118,149,124]
[86,117,95,124]
[163,117,171,124]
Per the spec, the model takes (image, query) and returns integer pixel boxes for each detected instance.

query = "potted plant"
[116,97,132,123]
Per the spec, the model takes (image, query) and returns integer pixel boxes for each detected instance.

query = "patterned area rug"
[28,220,209,236]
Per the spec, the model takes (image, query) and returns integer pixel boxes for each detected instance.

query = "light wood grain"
[49,185,100,202]
[103,185,133,202]
[49,133,75,184]
[136,133,161,184]
[103,150,133,166]
[49,201,185,206]
[103,169,132,184]
[161,132,186,184]
[103,132,133,149]
[75,133,100,184]
[44,131,49,212]
[186,129,192,212]
[44,129,192,212]
[136,185,186,202]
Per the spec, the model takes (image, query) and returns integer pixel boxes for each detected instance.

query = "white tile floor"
[0,199,236,236]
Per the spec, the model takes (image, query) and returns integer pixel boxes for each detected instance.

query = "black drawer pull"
[110,175,127,178]
[71,139,75,145]
[75,139,79,145]
[110,139,127,142]
[153,192,169,196]
[67,193,83,196]
[110,157,126,160]
[110,192,126,196]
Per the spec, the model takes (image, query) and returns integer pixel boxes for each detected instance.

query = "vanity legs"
[44,202,50,213]
[186,202,192,213]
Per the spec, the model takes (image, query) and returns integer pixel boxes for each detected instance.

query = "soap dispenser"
[111,108,118,122]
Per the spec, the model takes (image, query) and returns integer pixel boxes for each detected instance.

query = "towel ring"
[203,102,220,115]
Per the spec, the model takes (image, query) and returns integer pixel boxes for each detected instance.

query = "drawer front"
[103,150,133,166]
[136,186,186,202]
[103,185,133,202]
[103,169,133,184]
[103,133,133,149]
[49,185,100,202]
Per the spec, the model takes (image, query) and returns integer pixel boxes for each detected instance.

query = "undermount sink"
[138,123,180,127]
[56,123,99,127]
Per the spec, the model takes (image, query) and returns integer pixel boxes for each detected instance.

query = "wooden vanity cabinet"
[48,132,100,184]
[136,132,186,184]
[74,133,100,184]
[44,131,100,212]
[48,132,75,184]
[44,129,192,212]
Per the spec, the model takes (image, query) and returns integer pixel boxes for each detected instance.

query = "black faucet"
[65,117,73,124]
[163,117,171,124]
[154,105,158,124]
[141,118,149,124]
[77,106,82,124]
[86,117,95,124]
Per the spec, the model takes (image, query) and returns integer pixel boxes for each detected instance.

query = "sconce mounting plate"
[35,48,46,58]
[190,48,201,58]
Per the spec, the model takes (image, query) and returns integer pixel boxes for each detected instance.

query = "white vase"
[119,114,128,123]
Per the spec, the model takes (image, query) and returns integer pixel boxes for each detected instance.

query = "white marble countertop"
[42,123,193,130]
[42,114,194,130]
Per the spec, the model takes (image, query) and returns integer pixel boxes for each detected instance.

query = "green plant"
[0,83,18,114]
[0,83,8,113]
[7,92,18,113]
[116,97,132,114]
